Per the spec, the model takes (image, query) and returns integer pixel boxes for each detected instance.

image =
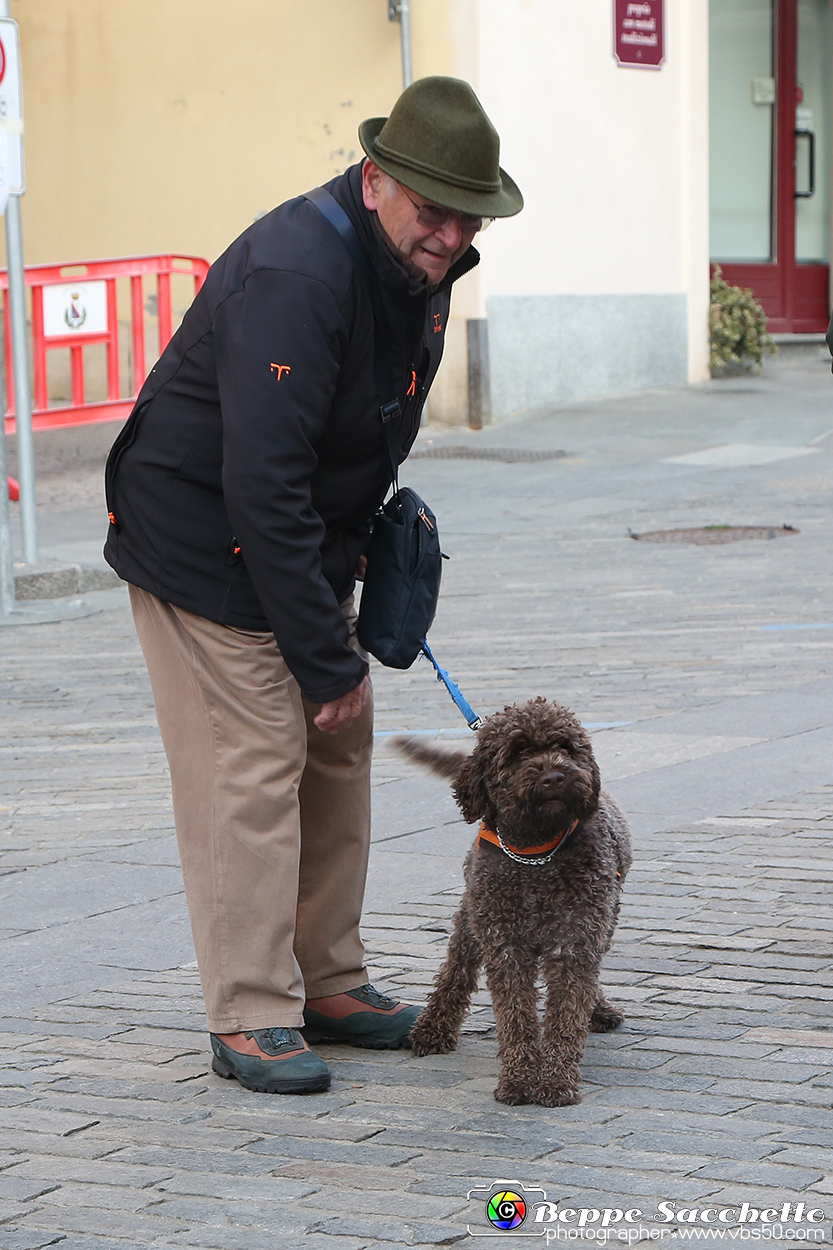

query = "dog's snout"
[539,769,567,793]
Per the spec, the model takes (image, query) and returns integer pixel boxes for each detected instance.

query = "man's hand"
[314,675,370,734]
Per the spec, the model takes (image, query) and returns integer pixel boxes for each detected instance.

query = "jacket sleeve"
[214,266,367,704]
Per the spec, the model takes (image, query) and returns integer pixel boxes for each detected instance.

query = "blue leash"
[420,640,483,731]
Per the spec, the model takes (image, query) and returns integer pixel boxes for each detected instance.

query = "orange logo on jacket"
[270,363,291,380]
[433,314,443,334]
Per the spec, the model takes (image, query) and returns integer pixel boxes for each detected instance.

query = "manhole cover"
[410,446,567,462]
[629,525,799,545]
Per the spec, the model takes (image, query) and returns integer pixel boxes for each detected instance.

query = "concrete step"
[770,332,828,363]
[13,558,122,600]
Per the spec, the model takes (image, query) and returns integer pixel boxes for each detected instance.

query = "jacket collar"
[328,162,480,299]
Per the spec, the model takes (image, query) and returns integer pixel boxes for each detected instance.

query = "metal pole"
[0,348,15,614]
[0,0,36,564]
[398,1,413,88]
[5,196,36,562]
[388,1,413,90]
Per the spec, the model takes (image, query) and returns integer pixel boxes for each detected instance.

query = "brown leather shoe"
[210,1027,330,1093]
[302,984,421,1049]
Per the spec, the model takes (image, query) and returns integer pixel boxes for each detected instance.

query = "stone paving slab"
[2,362,833,1247]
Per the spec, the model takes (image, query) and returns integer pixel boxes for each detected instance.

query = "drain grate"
[410,446,567,462]
[629,525,799,545]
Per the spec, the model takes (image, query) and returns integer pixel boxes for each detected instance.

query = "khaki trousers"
[129,585,372,1033]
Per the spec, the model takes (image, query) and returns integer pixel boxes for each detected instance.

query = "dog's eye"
[541,738,571,756]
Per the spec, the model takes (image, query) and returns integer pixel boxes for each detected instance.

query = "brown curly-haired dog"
[396,698,631,1107]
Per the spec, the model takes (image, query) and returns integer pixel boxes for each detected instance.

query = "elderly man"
[104,76,522,1094]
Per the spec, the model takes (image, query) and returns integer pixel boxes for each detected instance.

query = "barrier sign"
[42,281,109,338]
[3,253,210,435]
[0,18,23,209]
[614,0,664,69]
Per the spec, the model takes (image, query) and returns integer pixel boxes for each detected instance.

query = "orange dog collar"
[478,819,579,862]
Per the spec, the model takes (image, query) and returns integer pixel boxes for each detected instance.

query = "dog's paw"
[494,1076,537,1105]
[532,1083,582,1107]
[410,1017,458,1057]
[590,1002,625,1032]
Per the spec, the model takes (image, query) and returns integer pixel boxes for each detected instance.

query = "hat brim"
[359,117,523,219]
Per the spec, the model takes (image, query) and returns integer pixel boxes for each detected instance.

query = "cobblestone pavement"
[2,357,833,1249]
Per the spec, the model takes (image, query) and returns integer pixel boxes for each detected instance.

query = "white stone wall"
[430,0,711,423]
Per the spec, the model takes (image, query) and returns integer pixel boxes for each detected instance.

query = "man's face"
[362,160,479,285]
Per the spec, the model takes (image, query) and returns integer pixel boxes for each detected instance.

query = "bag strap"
[305,186,402,493]
[306,191,482,733]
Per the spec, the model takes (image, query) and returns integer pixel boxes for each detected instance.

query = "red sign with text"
[614,0,664,68]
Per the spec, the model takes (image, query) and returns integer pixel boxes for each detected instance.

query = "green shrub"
[709,265,776,371]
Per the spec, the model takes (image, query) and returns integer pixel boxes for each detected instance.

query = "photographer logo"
[487,1191,528,1231]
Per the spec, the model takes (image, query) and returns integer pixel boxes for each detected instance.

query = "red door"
[712,0,831,333]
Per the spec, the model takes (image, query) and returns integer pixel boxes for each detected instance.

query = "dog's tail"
[393,737,470,780]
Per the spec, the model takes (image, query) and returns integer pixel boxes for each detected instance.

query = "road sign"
[0,17,23,208]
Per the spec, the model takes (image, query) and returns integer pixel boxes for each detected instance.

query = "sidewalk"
[1,355,833,1249]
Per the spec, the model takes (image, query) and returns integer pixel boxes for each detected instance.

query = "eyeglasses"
[400,186,493,234]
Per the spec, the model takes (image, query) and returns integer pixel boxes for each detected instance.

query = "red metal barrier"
[6,475,18,500]
[2,254,209,437]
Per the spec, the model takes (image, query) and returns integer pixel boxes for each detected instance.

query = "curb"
[13,560,122,601]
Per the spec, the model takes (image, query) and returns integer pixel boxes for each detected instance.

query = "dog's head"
[454,697,600,836]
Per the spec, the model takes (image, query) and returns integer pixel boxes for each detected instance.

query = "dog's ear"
[569,725,601,804]
[453,752,496,826]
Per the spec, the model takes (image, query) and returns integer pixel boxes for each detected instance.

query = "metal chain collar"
[495,819,579,866]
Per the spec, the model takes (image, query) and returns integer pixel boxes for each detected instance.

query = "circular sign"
[0,38,6,87]
[486,1191,527,1231]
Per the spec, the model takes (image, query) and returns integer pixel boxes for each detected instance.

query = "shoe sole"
[211,1055,331,1094]
[301,1028,412,1050]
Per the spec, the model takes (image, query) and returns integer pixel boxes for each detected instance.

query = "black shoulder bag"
[306,186,443,671]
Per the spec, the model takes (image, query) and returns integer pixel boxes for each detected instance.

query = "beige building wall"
[4,0,710,425]
[7,0,456,267]
[5,0,467,412]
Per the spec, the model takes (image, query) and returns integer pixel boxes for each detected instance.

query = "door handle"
[795,129,815,198]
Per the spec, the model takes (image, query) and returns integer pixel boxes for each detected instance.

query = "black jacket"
[105,163,478,703]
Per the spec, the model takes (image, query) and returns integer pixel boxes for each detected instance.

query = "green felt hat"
[359,76,523,219]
